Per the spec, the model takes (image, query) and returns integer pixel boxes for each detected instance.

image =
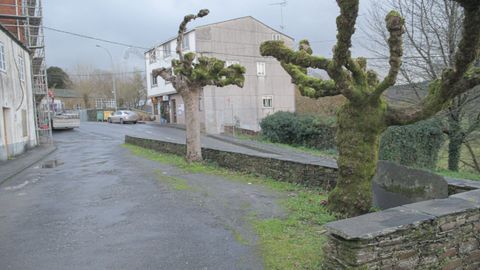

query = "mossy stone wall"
[125,136,337,189]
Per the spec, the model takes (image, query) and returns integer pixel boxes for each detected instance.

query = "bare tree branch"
[260,40,331,70]
[464,141,480,172]
[176,9,209,62]
[281,62,339,98]
[152,67,174,83]
[372,11,405,98]
[385,2,480,126]
[329,0,363,101]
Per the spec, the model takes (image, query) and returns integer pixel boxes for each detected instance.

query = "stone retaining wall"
[126,135,480,269]
[125,136,337,189]
[323,189,480,269]
[223,125,259,136]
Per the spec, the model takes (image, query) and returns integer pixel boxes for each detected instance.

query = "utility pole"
[96,44,118,111]
[269,1,288,31]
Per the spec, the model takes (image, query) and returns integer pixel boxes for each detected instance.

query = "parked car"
[108,110,139,124]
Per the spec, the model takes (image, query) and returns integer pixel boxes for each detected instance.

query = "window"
[0,42,6,71]
[262,96,273,108]
[225,60,239,67]
[163,43,171,58]
[149,50,157,64]
[95,98,116,109]
[182,36,190,50]
[272,33,281,41]
[151,73,158,87]
[18,55,25,81]
[257,62,266,76]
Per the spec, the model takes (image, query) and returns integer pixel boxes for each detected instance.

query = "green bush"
[379,118,446,169]
[260,112,336,150]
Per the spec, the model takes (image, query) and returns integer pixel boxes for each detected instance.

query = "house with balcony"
[145,16,296,134]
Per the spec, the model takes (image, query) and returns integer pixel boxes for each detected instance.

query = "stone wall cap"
[451,189,480,204]
[403,197,480,217]
[445,177,480,190]
[324,206,434,240]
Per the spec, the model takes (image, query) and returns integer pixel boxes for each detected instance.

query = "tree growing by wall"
[152,9,246,162]
[261,0,480,217]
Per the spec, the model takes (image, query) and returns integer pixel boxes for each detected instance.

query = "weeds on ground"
[123,143,336,269]
[235,134,339,160]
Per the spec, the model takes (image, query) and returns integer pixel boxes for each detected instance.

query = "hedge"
[260,112,336,150]
[379,118,445,169]
[260,112,445,169]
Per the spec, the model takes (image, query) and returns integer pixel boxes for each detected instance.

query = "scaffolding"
[0,0,52,144]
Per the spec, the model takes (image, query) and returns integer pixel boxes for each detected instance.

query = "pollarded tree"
[261,0,480,217]
[152,9,246,162]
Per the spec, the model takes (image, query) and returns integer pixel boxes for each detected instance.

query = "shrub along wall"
[379,118,446,169]
[260,113,445,170]
[125,136,337,189]
[260,111,336,150]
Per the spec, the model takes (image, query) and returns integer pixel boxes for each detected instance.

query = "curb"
[0,145,57,186]
[206,134,279,155]
[148,122,280,155]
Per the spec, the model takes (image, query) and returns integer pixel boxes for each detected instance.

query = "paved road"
[88,121,337,168]
[77,122,272,156]
[0,122,284,270]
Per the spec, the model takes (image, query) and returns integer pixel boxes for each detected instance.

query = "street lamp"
[96,44,118,111]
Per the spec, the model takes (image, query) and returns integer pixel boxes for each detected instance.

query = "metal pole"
[96,45,118,111]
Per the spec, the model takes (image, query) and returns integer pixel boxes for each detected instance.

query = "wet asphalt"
[0,122,284,270]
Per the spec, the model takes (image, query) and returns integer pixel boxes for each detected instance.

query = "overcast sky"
[43,0,377,75]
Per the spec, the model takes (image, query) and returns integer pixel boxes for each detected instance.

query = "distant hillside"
[295,82,429,117]
[383,82,429,106]
[295,80,480,117]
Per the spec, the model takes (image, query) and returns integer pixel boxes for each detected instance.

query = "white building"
[0,24,37,161]
[145,16,296,134]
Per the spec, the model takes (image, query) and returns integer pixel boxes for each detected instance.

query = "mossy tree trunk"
[183,89,202,162]
[152,9,245,163]
[261,0,480,217]
[329,101,387,216]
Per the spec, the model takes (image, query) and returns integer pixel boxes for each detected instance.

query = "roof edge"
[196,16,294,40]
[0,23,31,53]
[145,16,294,53]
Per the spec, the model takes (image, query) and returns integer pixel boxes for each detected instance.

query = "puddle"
[41,160,64,169]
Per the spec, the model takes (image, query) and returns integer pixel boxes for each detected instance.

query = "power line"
[44,26,149,50]
[40,23,444,65]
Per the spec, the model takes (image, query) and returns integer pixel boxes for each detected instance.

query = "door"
[171,99,177,124]
[160,101,170,123]
[2,107,12,157]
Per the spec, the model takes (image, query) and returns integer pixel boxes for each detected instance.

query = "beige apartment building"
[145,16,296,134]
